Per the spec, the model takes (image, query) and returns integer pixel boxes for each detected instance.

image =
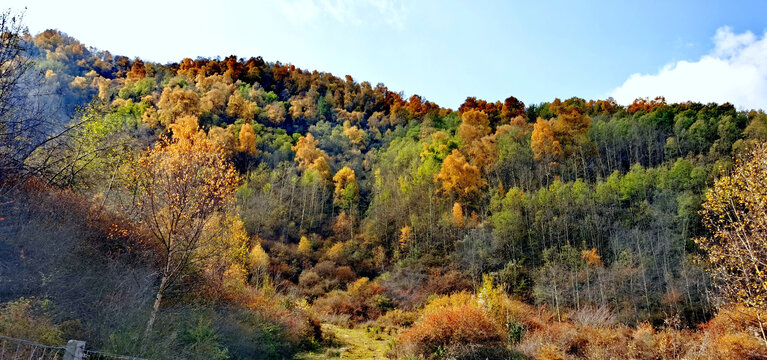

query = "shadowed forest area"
[3,9,767,359]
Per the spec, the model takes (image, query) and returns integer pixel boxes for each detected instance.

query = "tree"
[458,109,491,145]
[435,149,486,200]
[156,87,201,128]
[695,142,767,335]
[0,9,70,181]
[293,133,331,179]
[458,110,499,172]
[126,58,146,81]
[297,236,312,256]
[129,125,239,341]
[399,225,413,253]
[530,117,562,163]
[332,166,359,211]
[452,202,464,228]
[501,96,526,120]
[226,91,256,121]
[208,125,236,154]
[238,122,257,156]
[248,242,270,288]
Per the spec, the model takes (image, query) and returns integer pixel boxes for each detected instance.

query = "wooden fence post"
[64,340,85,360]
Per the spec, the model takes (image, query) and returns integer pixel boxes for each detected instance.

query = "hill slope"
[3,27,767,359]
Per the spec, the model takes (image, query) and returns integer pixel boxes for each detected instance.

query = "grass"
[297,323,396,360]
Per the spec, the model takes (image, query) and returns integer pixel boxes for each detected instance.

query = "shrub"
[569,305,617,327]
[698,305,767,358]
[313,260,336,278]
[0,298,64,345]
[399,305,504,357]
[381,267,474,310]
[377,309,419,329]
[311,278,387,324]
[178,315,229,360]
[298,269,321,288]
[334,265,356,283]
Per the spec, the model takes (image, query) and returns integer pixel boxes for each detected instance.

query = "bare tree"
[1,9,50,178]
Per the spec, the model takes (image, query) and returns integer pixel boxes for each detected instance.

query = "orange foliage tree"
[628,96,666,114]
[457,109,498,172]
[435,149,486,200]
[530,117,562,163]
[238,122,257,156]
[458,110,491,145]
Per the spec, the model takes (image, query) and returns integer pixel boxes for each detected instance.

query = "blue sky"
[18,0,767,110]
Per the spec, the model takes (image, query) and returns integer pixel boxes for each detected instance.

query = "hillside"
[3,21,767,359]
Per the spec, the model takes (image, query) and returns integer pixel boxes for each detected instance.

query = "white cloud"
[279,0,322,22]
[279,0,408,29]
[611,27,767,110]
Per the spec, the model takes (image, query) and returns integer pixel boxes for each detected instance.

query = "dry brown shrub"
[377,309,418,329]
[569,305,617,327]
[313,260,336,278]
[536,344,565,360]
[311,279,386,324]
[697,306,767,358]
[506,300,549,332]
[334,265,356,283]
[298,269,321,288]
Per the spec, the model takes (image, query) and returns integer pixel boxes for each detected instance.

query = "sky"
[16,0,767,110]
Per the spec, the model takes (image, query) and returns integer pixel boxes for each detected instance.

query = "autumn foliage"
[129,119,240,336]
[696,142,767,332]
[435,149,486,199]
[7,21,767,360]
[399,305,504,357]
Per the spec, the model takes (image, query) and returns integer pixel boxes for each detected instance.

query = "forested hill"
[5,27,767,359]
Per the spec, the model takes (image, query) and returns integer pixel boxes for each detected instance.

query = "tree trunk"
[144,274,169,344]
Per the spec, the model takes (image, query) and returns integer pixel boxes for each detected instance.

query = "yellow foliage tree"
[551,107,592,149]
[226,91,257,121]
[293,133,331,179]
[129,123,239,339]
[531,117,562,162]
[168,115,201,141]
[264,102,286,124]
[435,149,486,199]
[248,242,270,288]
[464,134,498,173]
[126,58,146,81]
[297,236,312,256]
[157,86,201,128]
[343,123,366,145]
[452,202,464,228]
[238,122,257,156]
[400,225,414,252]
[222,263,248,296]
[581,248,604,267]
[208,125,236,155]
[326,241,346,262]
[695,143,767,326]
[458,109,491,145]
[199,212,249,296]
[458,110,498,173]
[333,166,359,210]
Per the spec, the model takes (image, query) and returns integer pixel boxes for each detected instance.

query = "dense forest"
[3,11,767,359]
